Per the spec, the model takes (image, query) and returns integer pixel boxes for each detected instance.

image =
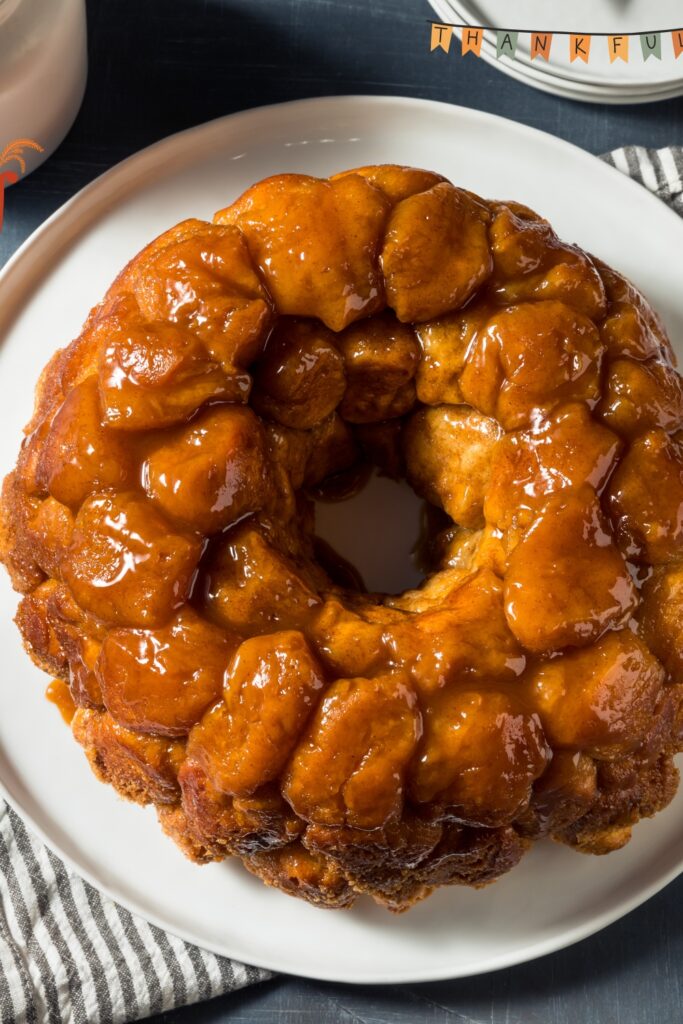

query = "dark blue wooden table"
[1,1,682,1020]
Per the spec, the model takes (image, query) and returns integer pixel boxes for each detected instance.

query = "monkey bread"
[2,164,682,911]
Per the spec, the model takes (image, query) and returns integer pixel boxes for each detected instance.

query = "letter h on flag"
[462,27,483,56]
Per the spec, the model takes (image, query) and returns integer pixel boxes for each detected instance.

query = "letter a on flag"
[674,31,683,58]
[461,27,483,56]
[496,31,518,59]
[570,34,591,63]
[430,24,453,52]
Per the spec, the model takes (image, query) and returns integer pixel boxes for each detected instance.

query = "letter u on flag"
[496,31,518,59]
[570,34,591,62]
[530,33,553,60]
[608,35,629,62]
[640,33,661,60]
[461,27,483,56]
[674,30,683,58]
[430,24,453,53]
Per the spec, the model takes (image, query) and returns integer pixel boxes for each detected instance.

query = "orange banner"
[569,34,591,62]
[432,23,683,65]
[430,24,453,53]
[608,35,629,62]
[461,27,484,56]
[530,33,553,60]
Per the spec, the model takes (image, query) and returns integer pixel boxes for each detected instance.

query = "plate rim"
[3,771,683,983]
[2,93,683,983]
[3,92,683,310]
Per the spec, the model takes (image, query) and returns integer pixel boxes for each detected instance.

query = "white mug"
[0,0,87,179]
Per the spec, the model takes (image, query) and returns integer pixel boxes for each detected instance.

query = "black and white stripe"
[0,804,270,1023]
[0,143,681,1023]
[601,145,683,217]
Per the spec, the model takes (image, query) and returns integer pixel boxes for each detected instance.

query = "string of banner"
[429,21,683,63]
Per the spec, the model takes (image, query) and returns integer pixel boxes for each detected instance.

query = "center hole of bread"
[313,468,427,595]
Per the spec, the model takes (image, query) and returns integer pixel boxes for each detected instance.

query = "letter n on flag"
[461,27,483,56]
[674,31,683,58]
[531,33,553,60]
[570,34,591,63]
[430,24,453,53]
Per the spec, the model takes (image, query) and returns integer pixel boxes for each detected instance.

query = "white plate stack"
[428,0,683,104]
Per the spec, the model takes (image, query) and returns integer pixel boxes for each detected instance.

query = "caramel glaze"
[2,165,683,912]
[46,678,76,725]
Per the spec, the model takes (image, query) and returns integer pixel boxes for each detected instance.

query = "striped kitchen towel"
[601,145,683,217]
[0,143,682,1024]
[0,803,270,1023]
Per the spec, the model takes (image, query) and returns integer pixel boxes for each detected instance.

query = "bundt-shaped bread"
[2,164,683,912]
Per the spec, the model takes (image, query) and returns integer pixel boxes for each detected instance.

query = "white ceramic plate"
[429,0,683,104]
[1,96,683,984]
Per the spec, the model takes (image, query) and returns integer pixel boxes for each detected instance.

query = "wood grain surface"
[1,1,682,1020]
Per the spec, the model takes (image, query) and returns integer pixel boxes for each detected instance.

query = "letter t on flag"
[461,27,483,56]
[531,33,553,60]
[430,24,453,53]
[674,31,683,58]
[609,35,629,62]
[570,35,591,62]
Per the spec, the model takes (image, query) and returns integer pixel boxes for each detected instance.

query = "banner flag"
[530,33,553,60]
[430,22,683,66]
[608,35,629,62]
[569,35,591,62]
[461,27,484,56]
[640,33,662,60]
[496,31,518,59]
[430,24,453,52]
